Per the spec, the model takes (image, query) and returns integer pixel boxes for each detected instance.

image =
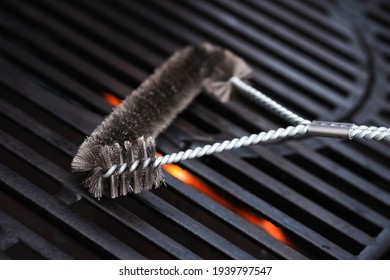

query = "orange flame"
[102,92,122,106]
[102,92,291,245]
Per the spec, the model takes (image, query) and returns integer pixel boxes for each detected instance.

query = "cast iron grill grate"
[0,0,389,259]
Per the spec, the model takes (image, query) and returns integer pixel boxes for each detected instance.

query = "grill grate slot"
[4,242,45,260]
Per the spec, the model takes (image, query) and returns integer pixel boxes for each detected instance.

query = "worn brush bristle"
[74,136,162,199]
[115,142,132,196]
[199,43,252,102]
[124,137,163,194]
[72,42,251,199]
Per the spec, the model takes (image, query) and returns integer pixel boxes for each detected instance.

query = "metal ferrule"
[308,121,355,139]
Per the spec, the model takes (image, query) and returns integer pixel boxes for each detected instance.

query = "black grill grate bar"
[0,83,261,260]
[0,211,72,260]
[0,163,144,260]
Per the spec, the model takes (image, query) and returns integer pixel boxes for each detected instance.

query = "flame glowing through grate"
[102,92,291,246]
[102,92,122,106]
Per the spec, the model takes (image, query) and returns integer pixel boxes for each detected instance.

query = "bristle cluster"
[71,136,162,199]
[199,43,252,102]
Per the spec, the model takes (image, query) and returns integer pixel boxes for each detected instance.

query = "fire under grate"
[0,0,390,259]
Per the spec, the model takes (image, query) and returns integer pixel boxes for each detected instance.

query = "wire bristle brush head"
[72,42,251,199]
[72,136,162,199]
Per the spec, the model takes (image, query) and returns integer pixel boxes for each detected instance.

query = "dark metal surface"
[0,0,389,259]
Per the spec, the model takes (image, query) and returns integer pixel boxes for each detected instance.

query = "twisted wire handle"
[148,125,307,168]
[230,77,310,125]
[103,125,308,177]
[103,77,389,178]
[350,125,390,141]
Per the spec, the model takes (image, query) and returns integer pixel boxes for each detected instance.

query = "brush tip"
[197,42,252,102]
[72,136,163,199]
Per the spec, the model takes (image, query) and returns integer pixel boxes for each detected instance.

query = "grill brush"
[71,43,251,198]
[72,43,390,199]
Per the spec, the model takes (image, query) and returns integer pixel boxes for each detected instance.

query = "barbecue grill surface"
[0,0,390,260]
